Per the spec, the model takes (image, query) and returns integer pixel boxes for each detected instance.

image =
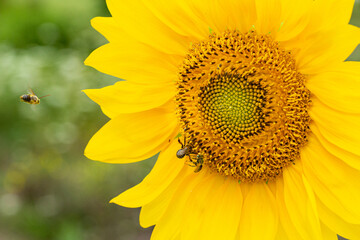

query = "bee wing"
[29,88,36,95]
[39,94,50,99]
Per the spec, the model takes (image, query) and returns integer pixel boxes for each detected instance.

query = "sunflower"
[84,0,360,239]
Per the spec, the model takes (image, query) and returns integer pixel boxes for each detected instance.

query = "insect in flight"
[176,131,204,173]
[20,89,50,104]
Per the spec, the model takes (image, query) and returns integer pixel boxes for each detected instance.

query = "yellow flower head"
[84,0,360,239]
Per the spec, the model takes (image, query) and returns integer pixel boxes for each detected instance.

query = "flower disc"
[176,30,311,182]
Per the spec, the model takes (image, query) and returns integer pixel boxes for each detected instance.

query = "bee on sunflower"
[84,0,360,239]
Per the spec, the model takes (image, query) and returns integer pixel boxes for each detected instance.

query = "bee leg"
[178,137,184,148]
[196,155,204,165]
[187,154,197,167]
[188,163,196,168]
[183,131,187,146]
[194,164,202,173]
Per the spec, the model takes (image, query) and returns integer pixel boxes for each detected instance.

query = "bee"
[20,89,49,104]
[190,154,204,173]
[176,132,204,173]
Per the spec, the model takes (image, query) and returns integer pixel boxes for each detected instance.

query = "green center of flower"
[198,74,266,144]
[175,30,311,183]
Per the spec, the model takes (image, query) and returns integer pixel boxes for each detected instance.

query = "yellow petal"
[85,42,180,84]
[239,183,278,240]
[279,0,358,74]
[181,174,242,240]
[310,0,355,29]
[282,164,322,239]
[180,172,219,240]
[150,169,210,240]
[144,0,257,39]
[110,140,184,207]
[83,81,175,118]
[306,62,360,114]
[106,0,189,55]
[301,134,360,224]
[276,0,312,42]
[310,98,360,157]
[295,25,360,74]
[317,197,360,240]
[312,126,360,171]
[275,225,291,240]
[223,0,257,33]
[90,17,126,43]
[199,178,242,240]
[196,0,257,33]
[276,178,303,240]
[139,165,188,228]
[142,0,209,41]
[320,223,338,240]
[147,0,257,36]
[254,0,283,36]
[85,106,178,163]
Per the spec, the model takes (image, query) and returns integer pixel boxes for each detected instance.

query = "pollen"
[175,30,311,182]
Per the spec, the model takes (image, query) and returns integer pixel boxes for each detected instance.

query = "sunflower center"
[176,30,311,183]
[199,74,266,144]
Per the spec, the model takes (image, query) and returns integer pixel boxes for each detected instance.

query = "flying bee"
[20,89,50,104]
[176,132,204,173]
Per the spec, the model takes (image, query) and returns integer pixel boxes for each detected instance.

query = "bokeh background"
[0,0,359,239]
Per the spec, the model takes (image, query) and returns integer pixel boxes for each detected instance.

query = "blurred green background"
[0,0,156,239]
[0,0,359,240]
